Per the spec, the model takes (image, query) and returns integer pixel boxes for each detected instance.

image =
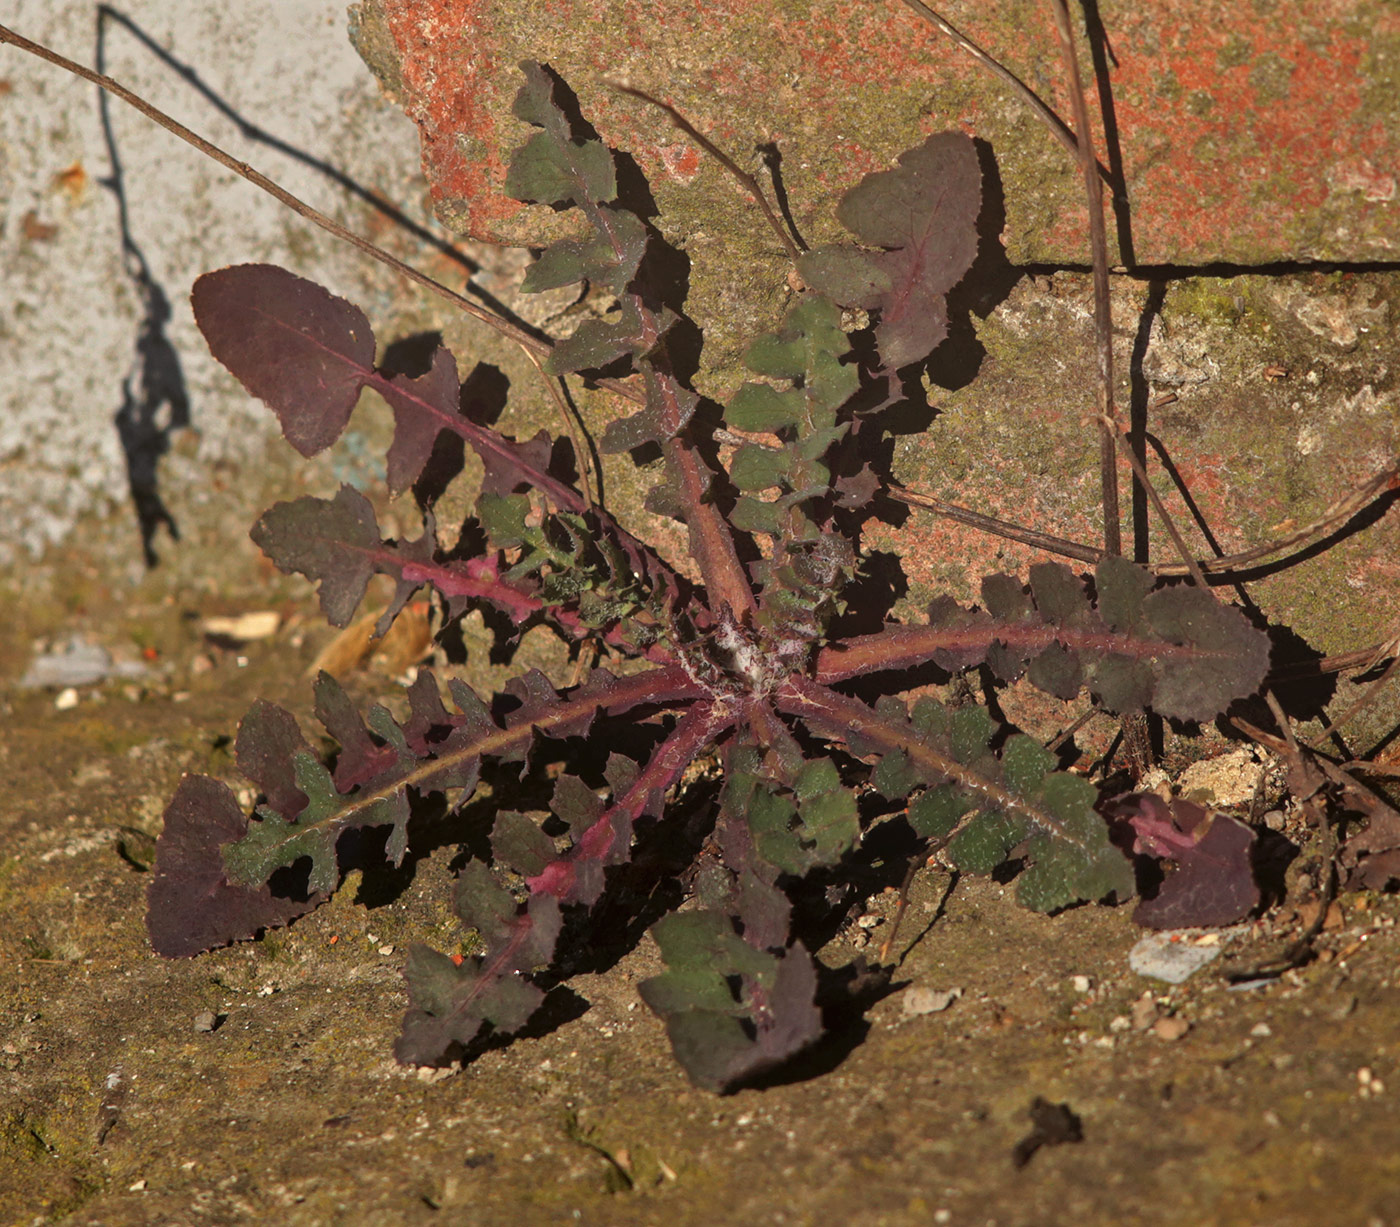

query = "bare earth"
[2,609,1398,1227]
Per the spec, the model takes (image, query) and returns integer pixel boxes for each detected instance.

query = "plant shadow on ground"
[134,44,1400,1096]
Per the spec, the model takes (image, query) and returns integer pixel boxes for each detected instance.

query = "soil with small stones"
[3,601,1399,1227]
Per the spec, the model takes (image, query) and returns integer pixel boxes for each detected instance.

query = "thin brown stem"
[0,22,648,409]
[1305,632,1400,748]
[1099,416,1208,588]
[1150,462,1400,579]
[1049,0,1120,557]
[896,0,1110,184]
[890,486,1105,565]
[1273,641,1398,681]
[1046,706,1099,754]
[896,456,1400,583]
[522,350,596,509]
[612,83,805,263]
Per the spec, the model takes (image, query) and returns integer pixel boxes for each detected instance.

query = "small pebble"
[855,913,883,930]
[1131,996,1160,1031]
[1071,975,1093,993]
[1153,1016,1191,1042]
[1129,931,1224,984]
[902,986,962,1018]
[55,688,80,711]
[193,1010,218,1033]
[378,944,395,956]
[1109,1015,1132,1033]
[1250,1022,1272,1037]
[201,610,280,642]
[1262,810,1286,831]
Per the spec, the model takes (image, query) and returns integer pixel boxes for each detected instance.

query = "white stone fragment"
[1129,930,1225,984]
[902,986,962,1018]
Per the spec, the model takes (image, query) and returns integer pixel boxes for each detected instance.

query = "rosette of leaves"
[146,62,1270,1092]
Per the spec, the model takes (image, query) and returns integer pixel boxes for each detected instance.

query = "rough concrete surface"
[354,0,1400,264]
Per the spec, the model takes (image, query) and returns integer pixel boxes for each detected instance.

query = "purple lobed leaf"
[193,264,375,457]
[235,700,310,820]
[798,133,981,369]
[491,811,557,877]
[147,775,322,958]
[380,346,460,495]
[639,909,822,1092]
[251,487,382,628]
[1113,793,1260,928]
[396,892,562,1066]
[314,671,398,792]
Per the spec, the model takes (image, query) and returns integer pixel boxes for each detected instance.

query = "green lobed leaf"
[999,733,1056,798]
[730,496,784,535]
[522,209,648,297]
[729,445,790,492]
[871,747,917,800]
[230,738,409,884]
[477,492,531,550]
[504,129,616,208]
[726,382,804,433]
[649,911,773,985]
[949,703,997,764]
[547,303,644,376]
[907,783,974,839]
[491,811,557,877]
[946,809,1030,874]
[733,761,859,877]
[1017,773,1134,911]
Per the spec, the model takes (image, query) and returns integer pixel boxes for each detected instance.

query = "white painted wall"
[0,0,428,564]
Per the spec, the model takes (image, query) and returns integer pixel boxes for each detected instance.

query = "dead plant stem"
[896,0,1109,183]
[1049,0,1121,557]
[612,83,805,263]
